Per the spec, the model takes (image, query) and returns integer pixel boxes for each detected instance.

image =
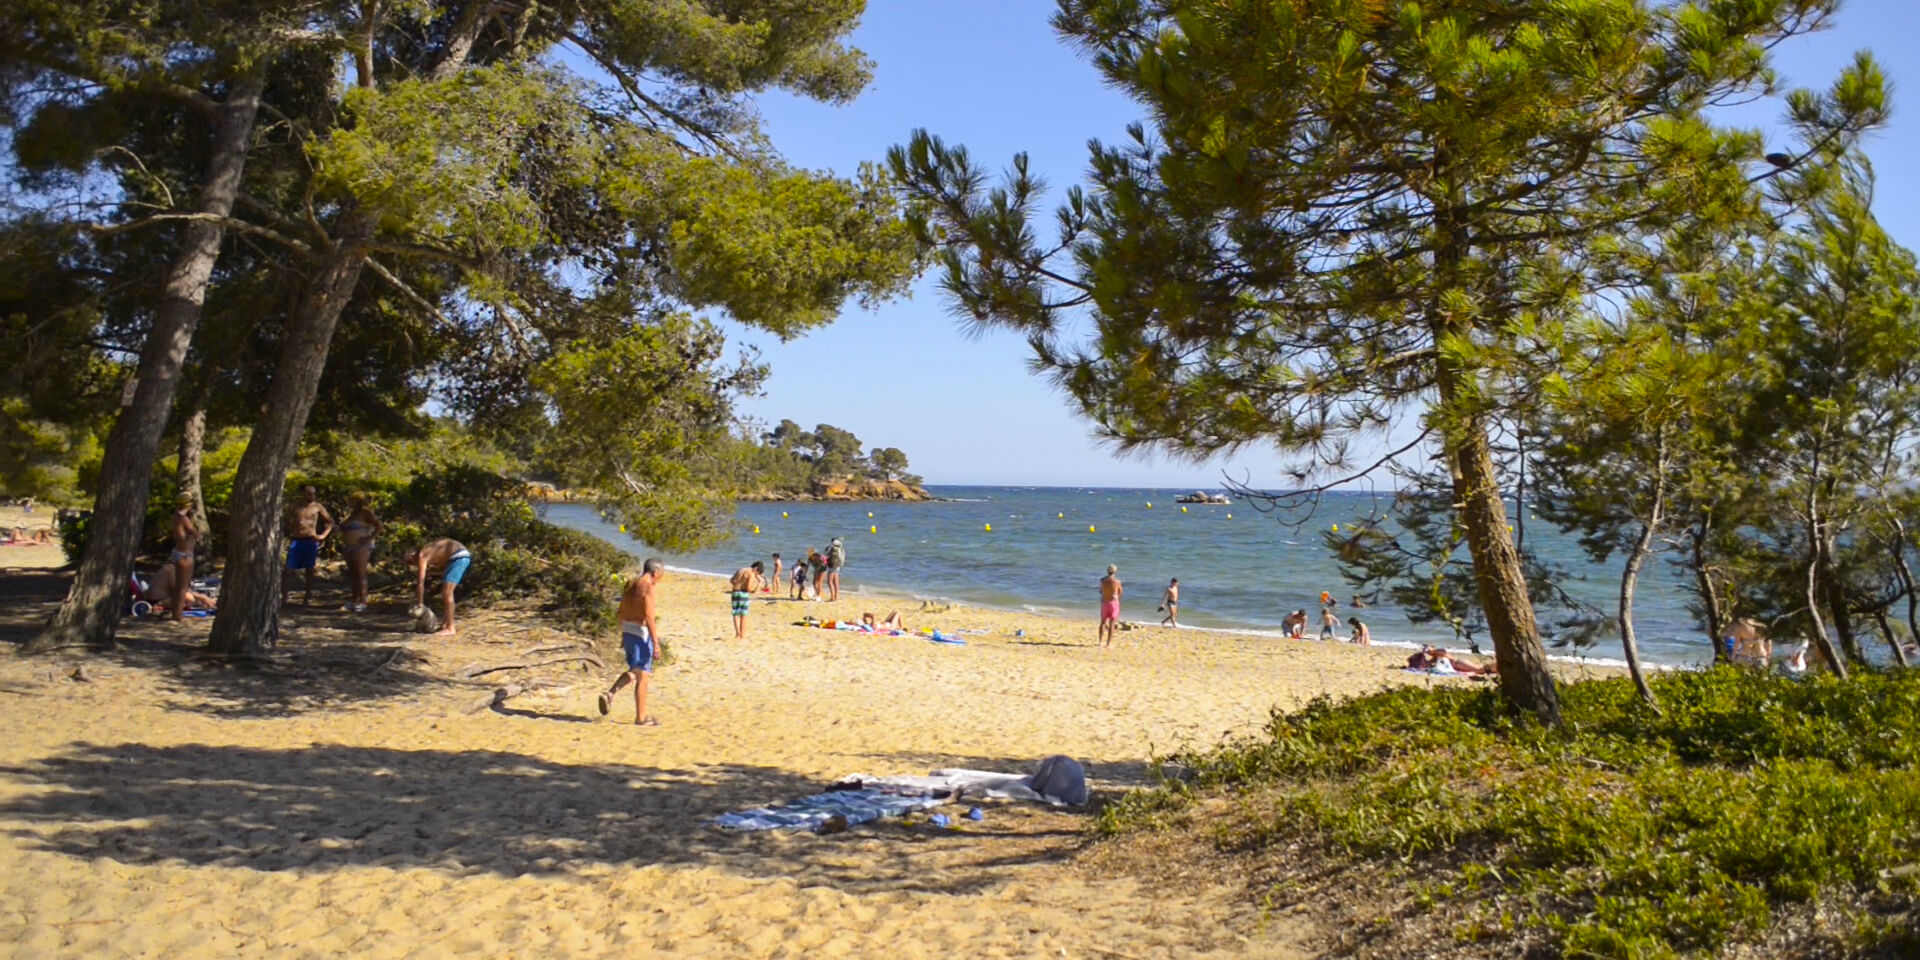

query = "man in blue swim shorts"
[727,561,764,640]
[281,485,334,607]
[406,538,471,637]
[599,559,666,726]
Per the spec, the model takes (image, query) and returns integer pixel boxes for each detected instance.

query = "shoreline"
[663,563,1654,674]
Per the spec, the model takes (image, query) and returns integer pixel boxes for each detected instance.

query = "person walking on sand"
[337,494,382,613]
[1159,578,1180,627]
[1319,604,1339,642]
[599,559,665,726]
[768,553,782,595]
[167,494,200,623]
[826,537,846,602]
[282,485,334,607]
[1346,616,1371,646]
[729,561,764,639]
[406,538,471,637]
[1099,565,1123,648]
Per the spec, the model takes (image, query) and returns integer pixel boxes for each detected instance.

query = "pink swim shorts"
[1101,599,1121,622]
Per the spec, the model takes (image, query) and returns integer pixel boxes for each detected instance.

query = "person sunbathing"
[860,611,905,631]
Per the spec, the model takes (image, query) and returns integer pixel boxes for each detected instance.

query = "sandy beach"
[0,560,1613,959]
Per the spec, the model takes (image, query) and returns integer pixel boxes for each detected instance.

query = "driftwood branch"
[463,678,564,714]
[456,651,605,680]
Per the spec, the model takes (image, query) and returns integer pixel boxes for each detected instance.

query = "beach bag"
[1027,755,1088,806]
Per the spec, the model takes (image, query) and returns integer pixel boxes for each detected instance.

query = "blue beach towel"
[712,789,945,832]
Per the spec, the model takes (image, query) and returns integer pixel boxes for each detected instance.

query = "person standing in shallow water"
[600,558,665,726]
[1099,565,1123,648]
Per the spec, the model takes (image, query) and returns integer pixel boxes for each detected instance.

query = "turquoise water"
[543,486,1710,667]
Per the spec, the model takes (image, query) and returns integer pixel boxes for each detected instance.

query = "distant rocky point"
[742,477,933,502]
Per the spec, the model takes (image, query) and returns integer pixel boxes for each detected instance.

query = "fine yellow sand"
[0,567,1612,959]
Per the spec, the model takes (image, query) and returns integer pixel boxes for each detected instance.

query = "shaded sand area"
[0,564,1615,959]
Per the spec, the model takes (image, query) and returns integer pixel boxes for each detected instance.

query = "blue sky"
[737,0,1920,488]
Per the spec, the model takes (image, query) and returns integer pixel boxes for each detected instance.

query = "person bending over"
[729,561,763,639]
[407,538,471,637]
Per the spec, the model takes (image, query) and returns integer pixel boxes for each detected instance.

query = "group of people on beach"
[780,538,845,602]
[144,484,472,637]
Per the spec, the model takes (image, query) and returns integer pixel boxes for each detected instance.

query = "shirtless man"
[1159,578,1180,627]
[728,561,764,639]
[1282,609,1308,639]
[167,495,200,623]
[281,486,334,607]
[406,538,471,637]
[1098,564,1123,648]
[599,559,665,726]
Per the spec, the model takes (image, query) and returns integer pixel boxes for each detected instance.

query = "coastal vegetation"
[1,0,917,655]
[1105,669,1920,958]
[891,0,1901,723]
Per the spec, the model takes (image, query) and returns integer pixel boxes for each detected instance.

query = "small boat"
[1174,491,1232,505]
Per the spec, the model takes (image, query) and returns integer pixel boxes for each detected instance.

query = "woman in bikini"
[338,495,383,612]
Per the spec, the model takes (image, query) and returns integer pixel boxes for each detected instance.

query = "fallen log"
[463,679,564,714]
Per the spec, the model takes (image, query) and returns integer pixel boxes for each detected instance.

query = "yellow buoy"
[751,525,759,534]
[1057,513,1064,518]
[1089,525,1097,533]
[867,511,873,518]
[870,525,877,534]
[618,524,626,533]
[1226,513,1233,519]
[984,523,992,532]
[782,511,788,518]
[1146,502,1152,508]
[1332,523,1339,532]
[1181,506,1188,513]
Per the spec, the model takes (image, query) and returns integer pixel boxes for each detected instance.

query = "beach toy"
[131,601,153,617]
[967,806,984,821]
[930,813,951,828]
[984,523,992,532]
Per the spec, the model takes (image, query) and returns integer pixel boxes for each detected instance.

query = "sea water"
[544,486,1712,668]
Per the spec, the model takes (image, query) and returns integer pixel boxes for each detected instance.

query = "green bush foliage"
[1106,670,1920,959]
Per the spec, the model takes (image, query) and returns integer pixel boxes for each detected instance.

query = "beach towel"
[712,789,945,832]
[842,756,1088,807]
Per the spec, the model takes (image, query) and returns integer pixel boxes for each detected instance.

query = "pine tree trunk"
[176,396,211,547]
[206,214,375,658]
[1817,529,1867,666]
[1618,445,1665,709]
[29,70,266,654]
[1444,416,1561,724]
[1688,513,1730,664]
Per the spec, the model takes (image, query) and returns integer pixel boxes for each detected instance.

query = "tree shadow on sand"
[1,742,1096,897]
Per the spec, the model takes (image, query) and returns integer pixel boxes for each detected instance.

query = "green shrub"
[1113,669,1920,958]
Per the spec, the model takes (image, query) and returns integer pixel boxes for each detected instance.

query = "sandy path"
[0,569,1586,958]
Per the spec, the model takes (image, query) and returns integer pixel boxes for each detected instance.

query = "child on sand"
[599,559,665,726]
[1282,609,1308,639]
[1319,605,1339,642]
